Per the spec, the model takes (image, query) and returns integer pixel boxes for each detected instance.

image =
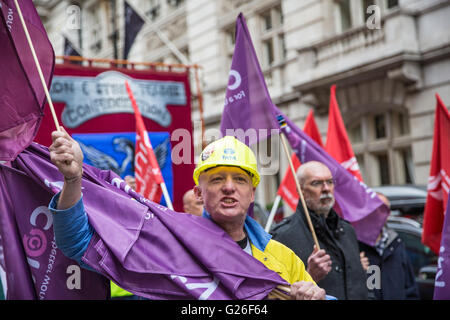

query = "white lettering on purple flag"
[171,275,220,300]
[228,70,241,90]
[435,246,446,288]
[6,8,14,32]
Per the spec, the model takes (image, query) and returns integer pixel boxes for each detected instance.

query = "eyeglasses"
[309,179,335,188]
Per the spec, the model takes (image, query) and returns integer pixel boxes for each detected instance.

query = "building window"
[349,123,363,143]
[376,153,391,185]
[362,0,376,22]
[223,26,236,68]
[85,4,104,54]
[374,114,387,139]
[393,111,410,137]
[400,148,414,184]
[387,0,399,9]
[262,11,272,31]
[146,0,161,21]
[263,38,275,66]
[338,0,352,31]
[259,5,285,68]
[336,0,399,33]
[349,109,413,186]
[167,0,184,7]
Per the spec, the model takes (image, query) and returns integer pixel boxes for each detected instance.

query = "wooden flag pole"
[13,0,60,131]
[160,181,174,211]
[279,128,321,250]
[265,194,281,232]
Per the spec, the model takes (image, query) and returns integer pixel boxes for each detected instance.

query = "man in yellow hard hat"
[193,136,326,300]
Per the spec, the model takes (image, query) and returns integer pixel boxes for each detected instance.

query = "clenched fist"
[49,126,83,182]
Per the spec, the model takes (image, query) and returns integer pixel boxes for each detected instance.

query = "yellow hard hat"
[193,136,260,187]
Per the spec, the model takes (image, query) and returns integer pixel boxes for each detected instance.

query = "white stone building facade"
[35,0,450,212]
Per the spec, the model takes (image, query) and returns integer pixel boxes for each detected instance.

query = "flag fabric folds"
[125,81,164,204]
[326,85,363,181]
[0,163,109,299]
[422,94,450,255]
[433,193,450,300]
[278,115,389,245]
[0,0,54,161]
[9,143,287,299]
[221,13,389,246]
[220,13,279,146]
[123,1,145,60]
[277,110,324,211]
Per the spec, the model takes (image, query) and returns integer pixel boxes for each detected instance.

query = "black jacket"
[359,228,420,300]
[270,203,368,300]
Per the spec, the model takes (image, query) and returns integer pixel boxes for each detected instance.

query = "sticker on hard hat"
[201,145,215,161]
[222,155,237,161]
[223,148,235,154]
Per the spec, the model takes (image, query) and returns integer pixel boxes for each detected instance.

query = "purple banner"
[0,164,108,299]
[0,0,54,161]
[13,143,287,299]
[434,193,450,299]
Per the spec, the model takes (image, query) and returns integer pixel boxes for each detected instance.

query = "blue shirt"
[49,193,93,270]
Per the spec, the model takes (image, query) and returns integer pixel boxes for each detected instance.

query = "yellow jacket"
[251,239,315,284]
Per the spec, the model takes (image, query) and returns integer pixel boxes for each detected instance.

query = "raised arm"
[49,126,84,209]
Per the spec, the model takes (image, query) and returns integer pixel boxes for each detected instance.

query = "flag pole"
[160,181,173,210]
[13,0,60,131]
[278,117,321,250]
[265,194,281,232]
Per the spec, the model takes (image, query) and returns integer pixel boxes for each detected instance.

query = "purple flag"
[277,115,389,246]
[220,13,279,146]
[220,13,388,246]
[0,164,108,299]
[13,143,287,299]
[434,193,450,299]
[0,0,54,161]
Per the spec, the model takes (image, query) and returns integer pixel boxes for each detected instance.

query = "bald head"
[296,161,333,187]
[296,161,335,217]
[183,189,204,216]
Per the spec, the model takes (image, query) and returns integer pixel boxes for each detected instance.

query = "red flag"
[326,85,363,181]
[276,110,324,210]
[422,93,450,254]
[125,81,163,203]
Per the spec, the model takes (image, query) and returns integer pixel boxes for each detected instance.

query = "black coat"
[270,203,368,300]
[358,228,420,300]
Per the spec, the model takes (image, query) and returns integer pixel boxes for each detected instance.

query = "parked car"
[386,216,438,300]
[372,185,427,223]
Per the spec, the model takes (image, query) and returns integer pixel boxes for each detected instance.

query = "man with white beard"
[270,161,368,300]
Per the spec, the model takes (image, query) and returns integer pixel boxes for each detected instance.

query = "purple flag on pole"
[220,13,279,146]
[12,143,287,299]
[434,193,450,299]
[277,115,389,246]
[0,164,108,299]
[0,0,54,161]
[220,13,388,246]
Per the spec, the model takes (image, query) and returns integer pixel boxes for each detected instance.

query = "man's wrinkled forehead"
[199,165,252,180]
[301,164,333,181]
